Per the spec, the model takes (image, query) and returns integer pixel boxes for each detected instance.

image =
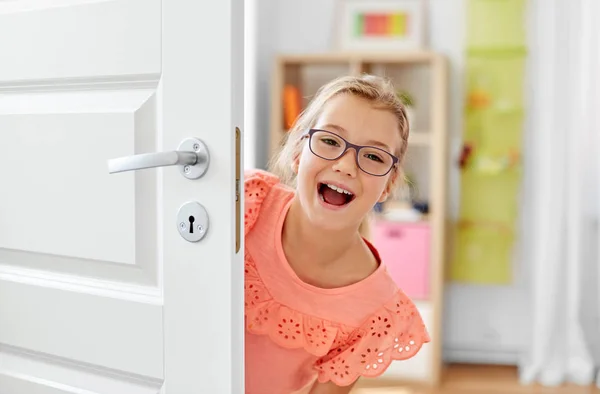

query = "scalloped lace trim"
[244,252,430,384]
[245,253,341,357]
[313,295,430,386]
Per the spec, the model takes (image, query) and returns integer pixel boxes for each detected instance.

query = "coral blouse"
[244,169,430,394]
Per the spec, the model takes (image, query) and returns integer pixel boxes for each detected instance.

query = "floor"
[352,364,600,394]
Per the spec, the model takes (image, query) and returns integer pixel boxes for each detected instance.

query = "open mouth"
[318,183,355,207]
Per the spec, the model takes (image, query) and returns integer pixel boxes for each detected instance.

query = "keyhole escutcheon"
[176,201,209,243]
[189,215,195,233]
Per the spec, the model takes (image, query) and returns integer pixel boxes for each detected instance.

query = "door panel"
[0,89,160,284]
[0,0,160,83]
[0,0,244,392]
[0,0,164,389]
[0,342,161,394]
[0,279,163,378]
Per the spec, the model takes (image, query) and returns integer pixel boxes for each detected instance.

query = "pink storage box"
[372,220,430,299]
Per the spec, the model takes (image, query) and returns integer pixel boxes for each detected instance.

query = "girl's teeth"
[326,184,353,195]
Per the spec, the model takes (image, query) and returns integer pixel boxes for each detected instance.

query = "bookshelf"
[269,51,449,386]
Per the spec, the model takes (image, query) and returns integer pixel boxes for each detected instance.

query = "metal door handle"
[108,151,198,172]
[107,137,209,180]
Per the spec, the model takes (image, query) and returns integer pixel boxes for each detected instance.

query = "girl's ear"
[378,168,401,203]
[377,184,392,203]
[291,151,300,174]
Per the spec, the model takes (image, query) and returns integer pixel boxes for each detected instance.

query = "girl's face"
[293,93,403,232]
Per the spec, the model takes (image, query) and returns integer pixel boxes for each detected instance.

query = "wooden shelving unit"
[268,51,449,386]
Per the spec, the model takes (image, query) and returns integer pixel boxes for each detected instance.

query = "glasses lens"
[357,147,394,176]
[309,130,345,160]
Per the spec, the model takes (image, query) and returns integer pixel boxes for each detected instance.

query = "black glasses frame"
[302,128,399,177]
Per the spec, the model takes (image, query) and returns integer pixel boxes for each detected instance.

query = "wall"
[243,0,256,169]
[247,0,339,170]
[250,0,528,364]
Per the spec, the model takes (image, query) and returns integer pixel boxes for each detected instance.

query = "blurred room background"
[243,0,600,392]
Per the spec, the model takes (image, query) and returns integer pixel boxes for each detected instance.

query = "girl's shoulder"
[244,168,291,236]
[244,168,280,186]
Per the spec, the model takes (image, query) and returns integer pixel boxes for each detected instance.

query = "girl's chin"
[310,222,356,235]
[309,205,363,232]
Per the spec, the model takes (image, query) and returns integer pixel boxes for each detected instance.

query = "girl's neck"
[282,196,361,267]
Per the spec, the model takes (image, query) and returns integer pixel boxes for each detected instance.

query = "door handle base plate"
[178,138,210,180]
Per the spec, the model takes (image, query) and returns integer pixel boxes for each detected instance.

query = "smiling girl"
[244,74,430,394]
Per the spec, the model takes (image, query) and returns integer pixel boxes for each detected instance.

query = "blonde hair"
[268,74,410,238]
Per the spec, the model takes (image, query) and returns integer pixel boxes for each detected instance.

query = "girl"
[244,74,430,394]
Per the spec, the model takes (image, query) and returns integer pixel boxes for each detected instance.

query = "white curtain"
[518,0,600,387]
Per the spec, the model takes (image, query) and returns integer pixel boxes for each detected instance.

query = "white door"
[0,1,244,393]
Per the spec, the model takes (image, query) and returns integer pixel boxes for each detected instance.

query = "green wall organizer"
[451,0,527,285]
[467,0,526,49]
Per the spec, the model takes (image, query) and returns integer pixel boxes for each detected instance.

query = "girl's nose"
[331,149,358,177]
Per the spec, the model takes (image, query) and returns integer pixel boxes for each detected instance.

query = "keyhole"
[188,215,195,233]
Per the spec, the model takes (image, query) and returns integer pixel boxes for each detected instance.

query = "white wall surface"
[251,0,528,364]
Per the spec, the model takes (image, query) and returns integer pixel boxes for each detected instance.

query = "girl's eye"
[365,153,384,163]
[321,138,340,146]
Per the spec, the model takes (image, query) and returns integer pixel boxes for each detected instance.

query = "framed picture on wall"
[334,0,426,51]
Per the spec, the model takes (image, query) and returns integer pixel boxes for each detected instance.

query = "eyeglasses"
[303,129,399,176]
